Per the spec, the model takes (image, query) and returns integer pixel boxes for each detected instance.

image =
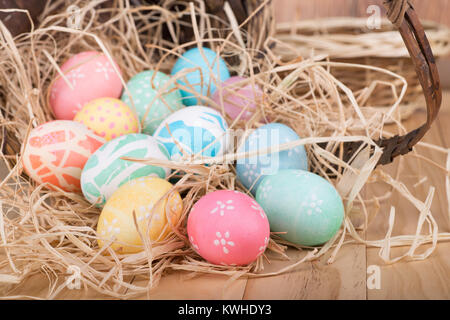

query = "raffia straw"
[0,0,449,299]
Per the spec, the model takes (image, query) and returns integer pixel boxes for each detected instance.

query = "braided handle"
[329,0,442,167]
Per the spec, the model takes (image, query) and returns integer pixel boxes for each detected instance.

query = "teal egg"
[80,134,171,207]
[256,170,344,246]
[171,47,230,106]
[121,71,184,135]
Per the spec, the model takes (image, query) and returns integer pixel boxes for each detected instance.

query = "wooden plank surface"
[364,91,450,299]
[242,244,366,300]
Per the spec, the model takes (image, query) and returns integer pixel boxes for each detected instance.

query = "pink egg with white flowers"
[49,51,123,120]
[211,76,263,121]
[187,190,270,266]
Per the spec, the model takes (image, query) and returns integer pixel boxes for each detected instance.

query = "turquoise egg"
[171,47,230,106]
[121,71,184,135]
[256,170,345,246]
[153,106,230,161]
[236,123,308,194]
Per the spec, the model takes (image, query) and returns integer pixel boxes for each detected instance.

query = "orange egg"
[22,120,105,192]
[74,98,139,141]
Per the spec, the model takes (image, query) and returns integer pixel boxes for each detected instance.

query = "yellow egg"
[97,176,183,254]
[74,97,139,141]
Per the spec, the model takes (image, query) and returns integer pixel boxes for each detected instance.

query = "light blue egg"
[171,47,230,106]
[256,169,345,246]
[153,106,230,161]
[236,123,308,194]
[121,70,184,135]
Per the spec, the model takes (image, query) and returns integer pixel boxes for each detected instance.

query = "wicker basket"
[274,17,450,123]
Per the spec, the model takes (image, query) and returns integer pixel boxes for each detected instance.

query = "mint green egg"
[121,71,184,135]
[256,169,344,246]
[80,134,171,207]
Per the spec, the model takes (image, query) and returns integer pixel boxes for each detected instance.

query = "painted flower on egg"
[187,190,270,266]
[256,170,345,246]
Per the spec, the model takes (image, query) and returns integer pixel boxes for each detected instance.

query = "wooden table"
[1,90,449,300]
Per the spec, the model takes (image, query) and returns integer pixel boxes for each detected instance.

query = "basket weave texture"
[275,17,450,122]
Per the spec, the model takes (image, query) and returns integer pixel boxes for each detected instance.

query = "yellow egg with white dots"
[96,176,183,254]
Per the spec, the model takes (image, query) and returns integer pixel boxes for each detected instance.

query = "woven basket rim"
[275,17,450,59]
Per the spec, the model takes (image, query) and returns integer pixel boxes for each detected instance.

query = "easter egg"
[22,120,105,192]
[154,106,230,161]
[97,176,183,253]
[236,123,308,194]
[49,51,123,120]
[81,134,170,207]
[171,47,230,106]
[74,98,139,141]
[121,71,184,135]
[187,190,270,266]
[256,170,345,246]
[212,76,263,121]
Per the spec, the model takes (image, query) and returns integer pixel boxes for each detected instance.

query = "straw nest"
[0,1,449,299]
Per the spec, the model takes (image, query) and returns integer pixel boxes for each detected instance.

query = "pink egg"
[187,190,270,266]
[211,76,263,121]
[49,51,123,120]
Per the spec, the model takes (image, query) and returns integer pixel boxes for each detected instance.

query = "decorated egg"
[97,176,183,254]
[121,70,184,135]
[49,51,123,120]
[22,120,105,192]
[171,47,230,106]
[81,134,170,207]
[256,170,345,246]
[212,76,263,121]
[154,106,230,161]
[187,190,270,266]
[236,123,308,194]
[74,98,139,141]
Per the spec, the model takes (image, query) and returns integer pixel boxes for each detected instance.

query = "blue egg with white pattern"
[153,106,230,161]
[256,169,345,246]
[236,123,308,194]
[171,47,230,106]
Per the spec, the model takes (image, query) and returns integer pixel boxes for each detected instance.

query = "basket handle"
[334,0,442,166]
